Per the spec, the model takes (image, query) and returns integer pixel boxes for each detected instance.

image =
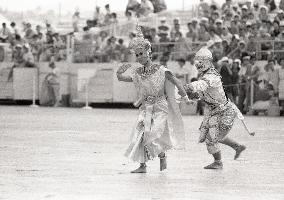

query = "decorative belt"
[144,95,165,104]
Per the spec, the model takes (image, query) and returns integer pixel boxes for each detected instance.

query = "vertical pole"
[83,79,92,109]
[30,71,39,108]
[250,79,254,109]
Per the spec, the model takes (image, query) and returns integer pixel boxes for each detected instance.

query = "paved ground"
[0,106,283,200]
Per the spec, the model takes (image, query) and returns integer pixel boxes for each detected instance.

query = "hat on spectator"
[239,40,246,45]
[220,56,229,62]
[215,19,223,24]
[260,5,268,12]
[160,17,166,21]
[233,59,241,65]
[277,9,284,14]
[23,43,30,49]
[201,17,209,22]
[158,25,169,31]
[206,40,215,48]
[192,17,198,23]
[15,44,22,48]
[222,38,230,44]
[242,5,248,10]
[214,37,222,43]
[242,55,250,60]
[234,34,240,40]
[246,21,252,26]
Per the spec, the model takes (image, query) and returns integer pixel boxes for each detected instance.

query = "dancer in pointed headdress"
[116,24,190,173]
[182,47,249,169]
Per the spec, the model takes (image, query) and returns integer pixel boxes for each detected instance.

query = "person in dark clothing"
[219,57,234,101]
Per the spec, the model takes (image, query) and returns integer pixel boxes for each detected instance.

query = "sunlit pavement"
[0,106,283,200]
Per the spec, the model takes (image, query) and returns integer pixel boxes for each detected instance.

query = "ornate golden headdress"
[194,47,213,61]
[129,22,151,53]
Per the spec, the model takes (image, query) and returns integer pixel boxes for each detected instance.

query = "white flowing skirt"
[125,99,174,163]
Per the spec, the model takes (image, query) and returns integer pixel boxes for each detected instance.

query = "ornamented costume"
[184,47,247,169]
[125,64,185,163]
[117,23,188,173]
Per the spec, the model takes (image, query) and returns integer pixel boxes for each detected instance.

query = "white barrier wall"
[0,60,274,104]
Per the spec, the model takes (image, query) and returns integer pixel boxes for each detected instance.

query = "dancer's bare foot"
[159,153,167,171]
[234,145,246,160]
[131,164,147,173]
[204,161,223,169]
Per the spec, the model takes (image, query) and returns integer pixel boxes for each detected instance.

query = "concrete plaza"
[0,106,283,200]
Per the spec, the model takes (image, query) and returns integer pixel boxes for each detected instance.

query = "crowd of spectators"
[0,21,66,65]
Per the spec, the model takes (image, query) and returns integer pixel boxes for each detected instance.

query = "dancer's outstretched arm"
[116,63,133,82]
[165,71,190,103]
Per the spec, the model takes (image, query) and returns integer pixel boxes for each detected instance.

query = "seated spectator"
[110,13,118,24]
[22,44,36,68]
[265,0,276,12]
[229,40,248,59]
[257,28,272,60]
[114,38,127,61]
[150,0,167,13]
[126,0,140,16]
[221,26,232,42]
[174,58,190,85]
[24,23,35,42]
[222,39,231,56]
[0,23,11,43]
[258,6,269,22]
[198,23,210,42]
[270,20,280,39]
[170,23,182,41]
[215,19,223,36]
[139,0,154,17]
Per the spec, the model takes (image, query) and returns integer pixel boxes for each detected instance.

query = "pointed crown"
[129,21,151,53]
[194,47,213,61]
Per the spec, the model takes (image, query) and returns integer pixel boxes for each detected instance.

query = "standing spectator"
[10,22,19,39]
[219,57,234,101]
[93,6,104,26]
[24,23,35,42]
[72,10,80,32]
[150,0,167,13]
[42,59,60,107]
[238,55,260,113]
[231,59,241,104]
[277,57,284,115]
[104,4,112,25]
[0,23,11,43]
[8,44,24,81]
